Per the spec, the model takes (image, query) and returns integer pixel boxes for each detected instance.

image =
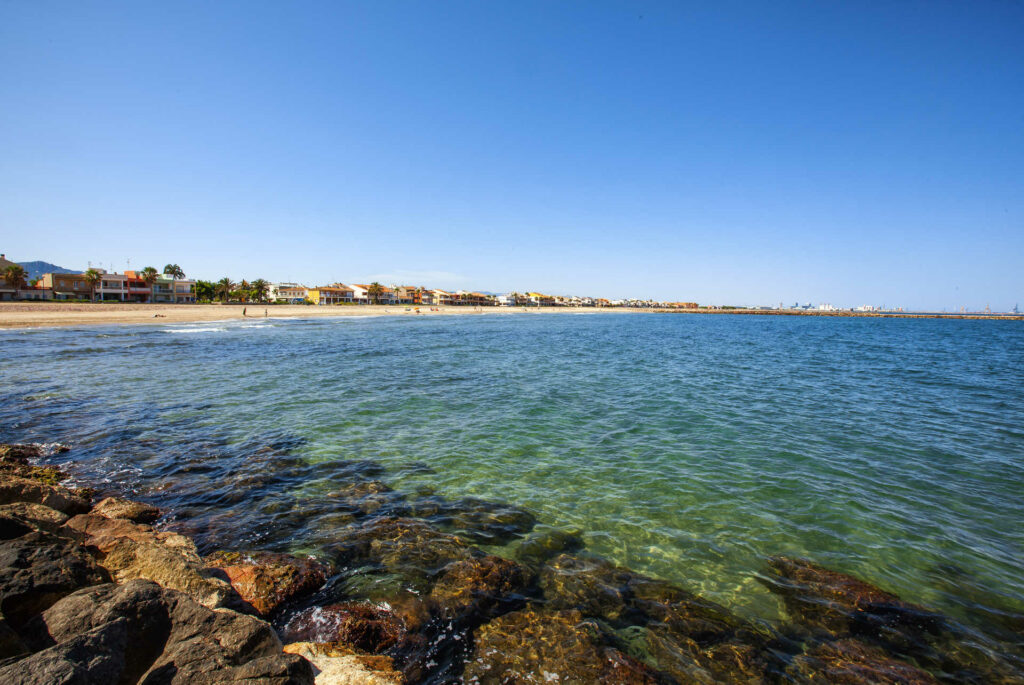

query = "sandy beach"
[1,302,1021,329]
[0,302,650,329]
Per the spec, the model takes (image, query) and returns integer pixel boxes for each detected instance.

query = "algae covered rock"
[464,607,659,684]
[204,550,329,616]
[430,554,530,619]
[788,638,939,684]
[63,513,233,608]
[283,641,403,685]
[762,556,945,639]
[329,517,475,586]
[91,496,161,524]
[514,526,585,568]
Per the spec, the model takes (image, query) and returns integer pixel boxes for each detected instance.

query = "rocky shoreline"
[1,442,1021,684]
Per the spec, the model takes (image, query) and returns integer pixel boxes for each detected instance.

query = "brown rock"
[204,550,329,616]
[0,475,90,515]
[464,607,659,684]
[283,641,403,684]
[19,579,315,684]
[0,617,130,684]
[0,444,44,463]
[0,502,69,528]
[91,496,161,524]
[430,554,530,619]
[762,556,944,638]
[280,602,407,653]
[63,513,232,608]
[789,639,939,684]
[0,531,109,628]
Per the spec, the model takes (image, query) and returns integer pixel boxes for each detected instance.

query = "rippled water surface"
[2,313,1022,652]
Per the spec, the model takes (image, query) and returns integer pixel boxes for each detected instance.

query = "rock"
[91,496,161,524]
[540,554,748,645]
[0,610,28,660]
[0,531,109,628]
[24,579,315,684]
[283,642,403,685]
[788,639,939,684]
[0,617,129,684]
[628,623,771,684]
[328,517,475,591]
[279,603,407,653]
[63,513,233,608]
[463,607,659,684]
[0,444,43,463]
[0,502,69,528]
[204,550,329,616]
[514,526,585,567]
[0,475,90,515]
[430,555,530,620]
[762,557,945,639]
[429,497,537,545]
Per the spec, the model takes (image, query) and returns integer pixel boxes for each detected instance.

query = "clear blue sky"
[2,1,1022,310]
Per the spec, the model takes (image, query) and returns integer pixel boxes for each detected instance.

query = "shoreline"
[1,301,1021,329]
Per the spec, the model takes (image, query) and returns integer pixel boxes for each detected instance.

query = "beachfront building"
[269,283,309,303]
[0,254,23,300]
[393,286,424,305]
[351,284,398,305]
[526,292,555,306]
[428,289,454,306]
[307,285,353,305]
[152,275,196,303]
[39,273,94,300]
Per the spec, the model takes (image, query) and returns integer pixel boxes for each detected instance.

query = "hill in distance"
[17,261,80,280]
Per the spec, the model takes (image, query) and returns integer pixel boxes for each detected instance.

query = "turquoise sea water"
[2,313,1022,656]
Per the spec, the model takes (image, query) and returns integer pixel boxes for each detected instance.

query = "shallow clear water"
[2,313,1022,650]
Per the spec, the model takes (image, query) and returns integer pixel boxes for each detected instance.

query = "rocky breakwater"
[0,443,317,684]
[4,440,1023,684]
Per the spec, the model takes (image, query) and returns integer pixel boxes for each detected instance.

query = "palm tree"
[163,264,185,279]
[250,279,269,303]
[510,291,521,307]
[3,264,27,292]
[367,282,384,305]
[83,268,102,302]
[238,279,251,303]
[215,278,235,303]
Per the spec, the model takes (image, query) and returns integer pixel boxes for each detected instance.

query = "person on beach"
[242,307,246,317]
[264,308,267,317]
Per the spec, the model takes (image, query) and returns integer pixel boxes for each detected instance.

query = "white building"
[269,283,309,303]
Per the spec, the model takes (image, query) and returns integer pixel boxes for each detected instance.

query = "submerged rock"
[514,526,585,568]
[283,641,403,685]
[204,550,329,616]
[763,556,944,634]
[541,554,747,643]
[426,496,537,545]
[626,623,771,684]
[0,530,109,628]
[329,517,475,589]
[91,496,161,524]
[0,444,44,463]
[430,554,531,619]
[14,579,314,684]
[788,638,939,684]
[64,513,233,608]
[463,607,659,684]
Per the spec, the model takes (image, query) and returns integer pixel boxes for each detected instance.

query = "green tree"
[163,264,185,279]
[83,268,102,302]
[367,282,384,304]
[250,279,269,303]
[215,278,235,303]
[238,279,251,303]
[195,280,216,302]
[3,264,27,291]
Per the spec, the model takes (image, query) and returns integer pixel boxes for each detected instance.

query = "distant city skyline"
[2,2,1021,311]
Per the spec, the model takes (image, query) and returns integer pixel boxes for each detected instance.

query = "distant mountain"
[18,261,80,280]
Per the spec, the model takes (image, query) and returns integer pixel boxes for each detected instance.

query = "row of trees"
[193,278,271,304]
